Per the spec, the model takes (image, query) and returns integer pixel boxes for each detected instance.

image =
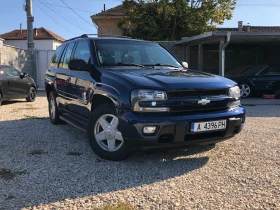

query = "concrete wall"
[157,41,185,62]
[3,40,62,50]
[0,39,30,74]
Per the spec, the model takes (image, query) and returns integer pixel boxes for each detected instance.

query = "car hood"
[110,69,236,90]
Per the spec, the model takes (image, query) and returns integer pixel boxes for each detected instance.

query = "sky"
[1,0,280,40]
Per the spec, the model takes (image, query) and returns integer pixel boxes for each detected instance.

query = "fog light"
[228,100,241,108]
[143,126,157,134]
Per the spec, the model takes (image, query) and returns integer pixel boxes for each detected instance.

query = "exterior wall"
[0,39,30,73]
[3,40,62,50]
[96,19,123,36]
[157,41,185,62]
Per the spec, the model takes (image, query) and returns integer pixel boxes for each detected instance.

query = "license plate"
[191,120,227,133]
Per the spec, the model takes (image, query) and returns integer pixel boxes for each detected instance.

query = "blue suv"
[45,35,245,160]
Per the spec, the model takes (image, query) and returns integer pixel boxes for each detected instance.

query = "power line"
[60,0,98,29]
[33,0,98,13]
[41,2,89,33]
[34,2,75,35]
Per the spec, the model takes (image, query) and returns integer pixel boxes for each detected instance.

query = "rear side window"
[59,42,75,69]
[50,45,64,68]
[73,42,91,64]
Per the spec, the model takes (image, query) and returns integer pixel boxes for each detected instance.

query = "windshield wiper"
[117,62,145,68]
[145,63,181,69]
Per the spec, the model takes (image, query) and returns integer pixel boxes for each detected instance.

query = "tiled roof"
[216,26,280,32]
[91,5,124,18]
[0,27,65,42]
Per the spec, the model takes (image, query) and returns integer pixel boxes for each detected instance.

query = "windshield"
[240,65,267,76]
[94,40,182,69]
[226,66,252,75]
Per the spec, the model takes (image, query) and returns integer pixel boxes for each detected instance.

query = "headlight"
[228,100,241,108]
[131,89,169,112]
[229,86,241,98]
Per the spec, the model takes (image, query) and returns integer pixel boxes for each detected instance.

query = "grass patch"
[93,203,135,210]
[28,150,48,155]
[66,151,83,156]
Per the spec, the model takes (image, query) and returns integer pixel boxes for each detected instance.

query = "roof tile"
[0,27,65,42]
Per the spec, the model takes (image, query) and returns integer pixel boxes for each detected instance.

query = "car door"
[55,42,75,108]
[65,41,93,119]
[4,67,28,98]
[254,66,280,92]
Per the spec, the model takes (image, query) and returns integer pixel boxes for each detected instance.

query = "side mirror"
[68,59,87,71]
[182,61,188,69]
[20,72,28,78]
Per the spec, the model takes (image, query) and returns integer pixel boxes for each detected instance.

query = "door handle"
[66,77,71,82]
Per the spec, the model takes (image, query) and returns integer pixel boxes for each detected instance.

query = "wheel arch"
[90,94,119,112]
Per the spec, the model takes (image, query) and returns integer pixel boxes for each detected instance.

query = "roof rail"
[63,34,132,42]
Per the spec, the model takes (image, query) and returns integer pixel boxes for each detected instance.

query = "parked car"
[0,65,37,105]
[226,65,280,98]
[45,35,245,161]
[225,66,252,76]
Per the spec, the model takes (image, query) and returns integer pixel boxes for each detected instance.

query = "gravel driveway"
[0,93,279,210]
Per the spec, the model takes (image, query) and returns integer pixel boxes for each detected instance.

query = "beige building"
[91,5,136,36]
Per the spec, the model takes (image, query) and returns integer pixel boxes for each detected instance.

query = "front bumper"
[117,107,245,149]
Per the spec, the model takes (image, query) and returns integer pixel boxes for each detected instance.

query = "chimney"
[104,4,106,12]
[20,23,22,34]
[34,28,37,36]
[238,21,243,32]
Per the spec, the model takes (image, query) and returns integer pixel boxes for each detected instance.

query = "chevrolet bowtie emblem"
[198,99,210,105]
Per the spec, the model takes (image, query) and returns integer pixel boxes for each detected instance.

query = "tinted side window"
[50,45,64,68]
[60,42,75,69]
[73,42,91,64]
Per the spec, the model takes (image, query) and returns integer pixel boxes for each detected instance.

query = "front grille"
[170,103,228,113]
[168,89,228,98]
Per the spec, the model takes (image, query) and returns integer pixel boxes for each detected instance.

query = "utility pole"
[25,0,36,81]
[26,0,34,50]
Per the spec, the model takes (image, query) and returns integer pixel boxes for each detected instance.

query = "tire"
[48,91,64,125]
[0,94,2,106]
[239,83,252,98]
[26,87,37,102]
[88,104,131,161]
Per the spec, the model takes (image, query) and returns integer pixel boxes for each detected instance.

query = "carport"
[175,31,280,76]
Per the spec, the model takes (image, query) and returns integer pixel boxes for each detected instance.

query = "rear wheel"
[88,104,131,161]
[26,87,37,102]
[239,83,252,98]
[48,91,64,125]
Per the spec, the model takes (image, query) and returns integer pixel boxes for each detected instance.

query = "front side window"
[94,40,182,69]
[60,42,75,69]
[73,41,91,64]
[4,67,20,76]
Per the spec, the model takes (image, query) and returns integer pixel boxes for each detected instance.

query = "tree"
[118,0,236,41]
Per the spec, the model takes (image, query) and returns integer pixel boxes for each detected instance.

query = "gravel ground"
[0,94,279,210]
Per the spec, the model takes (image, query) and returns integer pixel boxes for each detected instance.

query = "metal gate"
[36,50,55,89]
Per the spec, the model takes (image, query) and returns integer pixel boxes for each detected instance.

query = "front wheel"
[239,83,252,98]
[88,104,131,161]
[48,91,64,125]
[26,87,37,102]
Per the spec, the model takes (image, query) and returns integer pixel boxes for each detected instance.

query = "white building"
[0,27,65,50]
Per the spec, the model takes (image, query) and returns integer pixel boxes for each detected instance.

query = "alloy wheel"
[50,97,56,120]
[239,84,251,98]
[94,114,124,152]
